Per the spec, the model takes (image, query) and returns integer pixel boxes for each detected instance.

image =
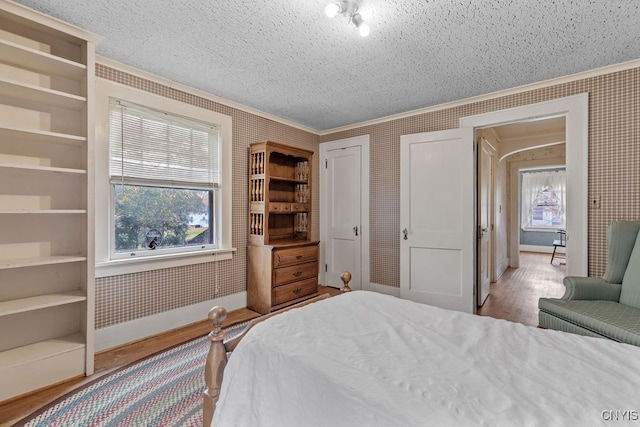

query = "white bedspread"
[212,291,640,426]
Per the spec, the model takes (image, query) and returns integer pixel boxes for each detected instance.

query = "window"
[95,80,233,277]
[109,99,220,258]
[521,169,566,231]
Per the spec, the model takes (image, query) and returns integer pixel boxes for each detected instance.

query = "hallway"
[477,251,566,327]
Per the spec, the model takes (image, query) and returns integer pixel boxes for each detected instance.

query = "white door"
[477,138,493,306]
[324,146,362,289]
[400,128,475,313]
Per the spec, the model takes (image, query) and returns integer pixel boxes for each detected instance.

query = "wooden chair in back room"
[551,229,566,265]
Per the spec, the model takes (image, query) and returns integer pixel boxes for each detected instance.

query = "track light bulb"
[325,2,341,18]
[325,1,372,36]
[351,12,370,37]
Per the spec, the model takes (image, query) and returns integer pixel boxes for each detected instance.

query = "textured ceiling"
[14,0,640,131]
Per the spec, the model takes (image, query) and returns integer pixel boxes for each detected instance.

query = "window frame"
[95,79,234,278]
[108,99,220,259]
[110,184,218,259]
[520,168,566,232]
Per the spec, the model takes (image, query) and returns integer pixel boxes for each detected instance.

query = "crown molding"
[318,58,640,136]
[96,55,640,137]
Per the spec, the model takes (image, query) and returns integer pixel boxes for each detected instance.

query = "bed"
[203,289,640,426]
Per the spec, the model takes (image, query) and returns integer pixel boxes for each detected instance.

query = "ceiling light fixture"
[325,0,371,37]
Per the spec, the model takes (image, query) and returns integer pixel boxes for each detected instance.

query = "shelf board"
[0,78,86,110]
[0,162,86,175]
[0,209,86,214]
[0,255,87,270]
[0,332,84,368]
[0,39,86,80]
[0,126,86,146]
[268,238,314,246]
[270,176,308,184]
[0,290,86,317]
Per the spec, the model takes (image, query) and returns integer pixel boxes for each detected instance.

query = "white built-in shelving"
[0,78,87,109]
[0,126,87,145]
[0,38,87,79]
[0,0,100,402]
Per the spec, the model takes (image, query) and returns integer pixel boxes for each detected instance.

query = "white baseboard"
[95,291,246,352]
[519,244,565,254]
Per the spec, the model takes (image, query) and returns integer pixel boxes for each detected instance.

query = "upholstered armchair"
[538,220,640,346]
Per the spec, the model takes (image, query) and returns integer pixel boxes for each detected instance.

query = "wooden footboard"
[202,293,335,425]
[203,272,352,425]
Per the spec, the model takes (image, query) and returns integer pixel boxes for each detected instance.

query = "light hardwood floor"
[477,251,566,326]
[0,259,563,425]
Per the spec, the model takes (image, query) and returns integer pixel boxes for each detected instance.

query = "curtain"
[521,170,566,230]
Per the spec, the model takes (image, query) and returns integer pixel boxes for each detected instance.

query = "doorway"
[476,118,566,310]
[480,116,566,284]
[462,94,588,279]
[398,95,587,313]
[319,135,370,291]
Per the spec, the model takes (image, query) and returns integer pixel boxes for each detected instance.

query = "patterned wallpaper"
[96,63,640,329]
[321,66,640,287]
[95,64,319,329]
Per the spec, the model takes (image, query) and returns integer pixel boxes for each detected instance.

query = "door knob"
[402,228,408,240]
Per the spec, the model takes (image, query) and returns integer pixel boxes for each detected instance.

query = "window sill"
[95,247,236,278]
[521,227,563,233]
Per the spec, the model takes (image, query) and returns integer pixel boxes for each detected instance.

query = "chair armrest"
[562,276,622,301]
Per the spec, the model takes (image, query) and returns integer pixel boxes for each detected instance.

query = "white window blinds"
[109,99,220,188]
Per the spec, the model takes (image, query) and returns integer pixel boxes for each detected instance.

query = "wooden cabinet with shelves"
[247,141,319,314]
[0,0,99,402]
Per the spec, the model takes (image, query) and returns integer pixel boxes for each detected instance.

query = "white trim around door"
[460,93,588,277]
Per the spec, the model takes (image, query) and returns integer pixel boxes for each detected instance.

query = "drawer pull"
[292,288,302,294]
[292,271,303,277]
[296,255,303,260]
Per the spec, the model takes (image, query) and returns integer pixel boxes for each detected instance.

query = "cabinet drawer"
[274,261,317,286]
[273,277,317,306]
[273,245,318,268]
[269,202,291,213]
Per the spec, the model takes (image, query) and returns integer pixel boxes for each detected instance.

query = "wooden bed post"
[203,306,227,427]
[340,271,352,292]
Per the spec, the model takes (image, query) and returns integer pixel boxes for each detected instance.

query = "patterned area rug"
[16,323,247,427]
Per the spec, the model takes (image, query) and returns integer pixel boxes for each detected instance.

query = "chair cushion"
[620,229,640,309]
[603,220,640,284]
[538,298,640,346]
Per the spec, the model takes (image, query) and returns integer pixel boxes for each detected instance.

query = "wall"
[94,63,319,333]
[320,66,640,287]
[94,62,640,336]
